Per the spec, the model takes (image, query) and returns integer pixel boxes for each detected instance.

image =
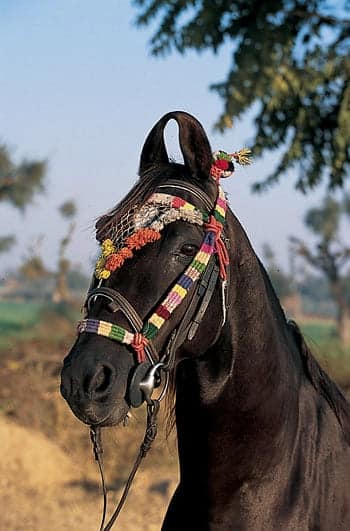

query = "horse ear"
[139,111,212,180]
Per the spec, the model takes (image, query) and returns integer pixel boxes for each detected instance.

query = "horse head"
[60,111,239,428]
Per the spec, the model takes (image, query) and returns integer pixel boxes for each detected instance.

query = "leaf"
[133,0,350,192]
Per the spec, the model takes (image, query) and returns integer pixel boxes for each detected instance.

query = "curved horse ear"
[139,111,212,181]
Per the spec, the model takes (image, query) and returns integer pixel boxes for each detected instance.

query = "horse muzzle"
[60,361,130,427]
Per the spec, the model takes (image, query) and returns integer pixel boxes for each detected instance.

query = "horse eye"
[180,243,198,256]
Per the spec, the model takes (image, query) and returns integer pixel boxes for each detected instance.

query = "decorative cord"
[130,332,149,364]
[204,215,229,280]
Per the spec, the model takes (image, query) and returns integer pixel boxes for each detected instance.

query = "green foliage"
[304,196,340,241]
[0,144,46,210]
[66,268,90,290]
[291,195,350,276]
[268,268,295,299]
[0,235,16,253]
[262,242,295,298]
[343,193,350,216]
[59,199,77,219]
[341,275,350,306]
[20,255,50,280]
[0,143,46,255]
[291,194,350,344]
[134,0,350,192]
[19,235,50,281]
[53,199,78,303]
[299,273,331,303]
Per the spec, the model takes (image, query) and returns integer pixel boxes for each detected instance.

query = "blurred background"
[1,1,349,529]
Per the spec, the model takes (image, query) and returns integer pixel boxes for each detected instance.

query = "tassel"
[230,148,252,166]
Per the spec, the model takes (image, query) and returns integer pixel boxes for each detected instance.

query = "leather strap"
[187,263,220,341]
[86,287,158,363]
[157,180,214,211]
[160,256,219,370]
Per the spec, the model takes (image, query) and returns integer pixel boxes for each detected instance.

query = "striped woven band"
[78,319,134,345]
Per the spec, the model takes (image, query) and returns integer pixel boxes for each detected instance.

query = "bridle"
[79,179,230,405]
[76,155,244,529]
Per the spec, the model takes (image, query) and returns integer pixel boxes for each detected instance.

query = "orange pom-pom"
[119,247,133,259]
[126,228,161,250]
[105,253,125,271]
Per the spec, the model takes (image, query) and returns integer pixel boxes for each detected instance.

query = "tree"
[20,235,51,281]
[290,195,350,346]
[66,268,90,291]
[133,0,350,192]
[0,235,16,254]
[52,200,77,303]
[0,144,46,252]
[262,243,294,299]
[262,242,302,318]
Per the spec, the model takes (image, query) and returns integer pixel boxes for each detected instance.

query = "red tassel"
[204,216,229,280]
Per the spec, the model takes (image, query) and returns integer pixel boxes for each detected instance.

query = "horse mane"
[288,319,350,444]
[258,261,350,443]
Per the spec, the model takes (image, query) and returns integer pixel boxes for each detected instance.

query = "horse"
[61,111,350,530]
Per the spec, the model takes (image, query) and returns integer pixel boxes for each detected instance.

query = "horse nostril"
[83,364,115,399]
[95,366,113,393]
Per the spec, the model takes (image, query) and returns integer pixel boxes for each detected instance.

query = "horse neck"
[229,253,301,417]
[174,225,302,489]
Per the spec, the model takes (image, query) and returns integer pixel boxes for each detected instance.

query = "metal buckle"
[139,362,165,405]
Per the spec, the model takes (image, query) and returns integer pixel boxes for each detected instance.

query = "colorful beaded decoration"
[94,196,206,280]
[78,149,251,363]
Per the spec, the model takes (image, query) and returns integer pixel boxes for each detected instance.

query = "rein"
[90,400,160,531]
[76,150,251,529]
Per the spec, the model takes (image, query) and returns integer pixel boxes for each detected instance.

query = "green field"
[301,320,335,345]
[0,300,82,351]
[301,318,350,359]
[0,300,348,363]
[0,301,43,346]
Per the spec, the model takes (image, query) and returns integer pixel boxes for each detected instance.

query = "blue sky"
[0,1,346,277]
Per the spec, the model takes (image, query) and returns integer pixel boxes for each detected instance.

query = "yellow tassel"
[232,148,252,166]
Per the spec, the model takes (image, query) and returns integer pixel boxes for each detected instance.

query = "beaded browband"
[78,149,251,362]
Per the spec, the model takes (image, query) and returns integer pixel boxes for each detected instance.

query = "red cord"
[131,333,149,363]
[204,216,229,280]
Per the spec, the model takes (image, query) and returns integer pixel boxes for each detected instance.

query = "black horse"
[61,111,350,530]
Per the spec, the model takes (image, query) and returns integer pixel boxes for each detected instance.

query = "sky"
[1,0,348,278]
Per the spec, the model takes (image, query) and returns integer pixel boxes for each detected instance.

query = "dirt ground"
[0,319,179,531]
[0,414,178,530]
[2,310,349,530]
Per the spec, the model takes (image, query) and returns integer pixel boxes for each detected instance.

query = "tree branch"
[291,9,350,27]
